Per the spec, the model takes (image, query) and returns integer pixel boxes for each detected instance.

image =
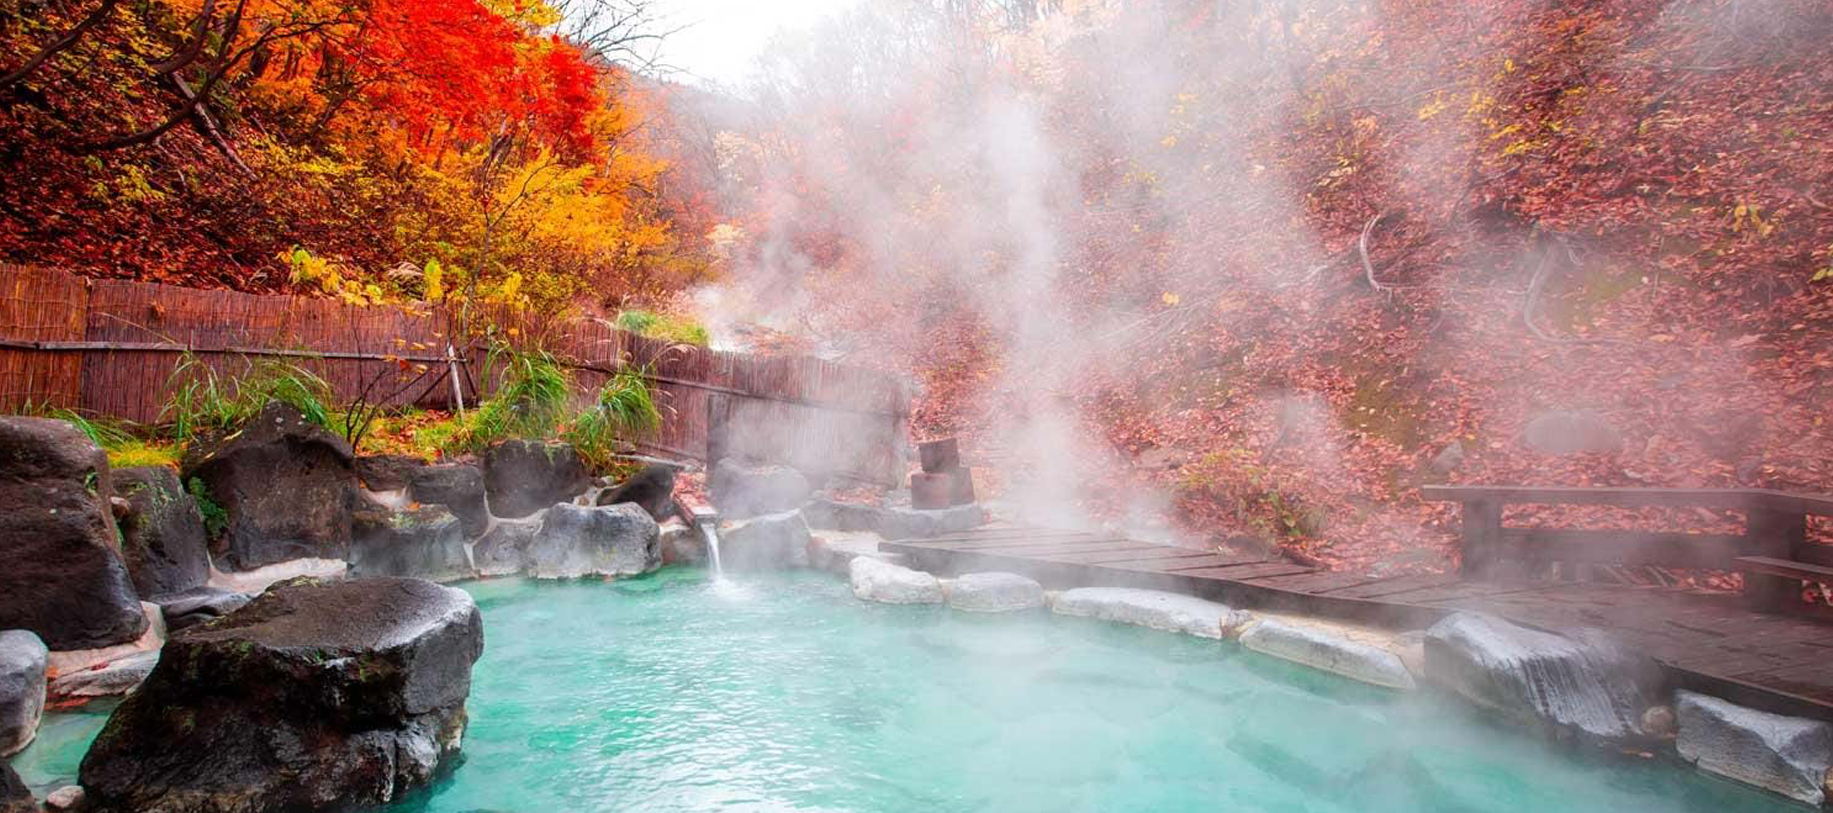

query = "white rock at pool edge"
[946,572,1045,612]
[849,557,942,604]
[1239,618,1416,690]
[1676,690,1833,805]
[1050,587,1245,639]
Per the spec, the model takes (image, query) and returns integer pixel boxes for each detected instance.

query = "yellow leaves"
[1504,57,1517,73]
[493,272,523,307]
[1161,292,1181,306]
[1160,135,1178,148]
[1731,202,1777,237]
[1416,94,1449,121]
[1488,123,1522,141]
[423,259,444,302]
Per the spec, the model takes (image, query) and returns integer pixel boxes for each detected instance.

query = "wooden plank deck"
[882,525,1833,723]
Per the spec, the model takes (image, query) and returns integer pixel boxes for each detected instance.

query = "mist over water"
[689,0,1833,561]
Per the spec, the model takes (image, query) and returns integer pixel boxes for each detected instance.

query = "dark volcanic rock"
[0,417,147,650]
[1,761,33,813]
[114,466,211,598]
[349,505,474,583]
[483,441,589,519]
[79,577,483,813]
[720,510,813,571]
[407,464,489,537]
[1424,612,1661,746]
[709,458,810,520]
[596,463,679,522]
[0,629,47,756]
[527,503,660,578]
[354,454,425,491]
[154,587,253,633]
[181,402,357,571]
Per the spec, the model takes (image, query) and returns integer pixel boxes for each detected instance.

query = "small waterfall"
[700,523,724,577]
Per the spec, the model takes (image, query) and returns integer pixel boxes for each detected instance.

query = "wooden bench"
[1421,485,1833,612]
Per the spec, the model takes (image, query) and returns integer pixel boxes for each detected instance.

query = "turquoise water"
[10,569,1795,811]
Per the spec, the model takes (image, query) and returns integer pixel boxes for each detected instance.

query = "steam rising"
[689,0,1833,557]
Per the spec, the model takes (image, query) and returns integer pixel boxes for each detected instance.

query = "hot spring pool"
[11,568,1796,811]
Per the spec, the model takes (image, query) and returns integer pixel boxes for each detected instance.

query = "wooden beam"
[1422,484,1833,515]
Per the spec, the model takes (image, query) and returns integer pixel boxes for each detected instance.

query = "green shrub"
[161,353,333,438]
[187,477,228,540]
[458,348,574,451]
[566,368,662,470]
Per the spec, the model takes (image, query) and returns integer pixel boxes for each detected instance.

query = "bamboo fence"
[0,264,910,484]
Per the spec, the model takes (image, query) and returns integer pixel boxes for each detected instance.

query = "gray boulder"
[803,497,984,540]
[472,519,540,577]
[1424,612,1661,745]
[0,630,47,756]
[946,572,1044,612]
[1676,690,1833,805]
[78,577,483,813]
[407,464,488,538]
[1239,619,1416,689]
[349,505,474,583]
[527,503,661,579]
[1051,588,1245,639]
[155,587,253,633]
[1523,410,1622,455]
[353,454,423,491]
[849,557,943,604]
[483,441,589,519]
[114,466,211,598]
[0,416,148,650]
[181,402,357,571]
[720,511,812,570]
[1,761,32,813]
[709,458,810,520]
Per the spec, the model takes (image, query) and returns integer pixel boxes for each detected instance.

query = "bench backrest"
[1420,485,1833,576]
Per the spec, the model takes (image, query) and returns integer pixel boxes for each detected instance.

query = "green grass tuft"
[566,368,662,470]
[614,309,709,347]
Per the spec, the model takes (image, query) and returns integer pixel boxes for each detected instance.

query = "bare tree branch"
[0,0,120,90]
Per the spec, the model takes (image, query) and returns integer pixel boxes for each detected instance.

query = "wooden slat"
[956,540,1154,557]
[1074,552,1269,570]
[1153,562,1315,580]
[1066,548,1222,566]
[915,537,1127,554]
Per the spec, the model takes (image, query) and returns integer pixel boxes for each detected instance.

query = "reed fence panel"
[0,266,910,484]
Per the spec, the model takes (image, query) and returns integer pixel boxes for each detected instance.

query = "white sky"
[655,0,862,87]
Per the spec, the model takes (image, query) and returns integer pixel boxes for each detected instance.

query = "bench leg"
[1743,509,1808,613]
[1458,500,1502,580]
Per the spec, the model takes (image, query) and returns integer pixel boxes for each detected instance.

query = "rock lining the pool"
[78,577,483,813]
[1049,587,1248,639]
[945,572,1045,612]
[850,557,943,604]
[1238,617,1417,690]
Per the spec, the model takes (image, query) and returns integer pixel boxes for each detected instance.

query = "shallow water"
[10,569,1797,811]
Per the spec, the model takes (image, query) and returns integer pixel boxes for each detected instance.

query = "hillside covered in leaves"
[0,0,716,314]
[697,0,1833,572]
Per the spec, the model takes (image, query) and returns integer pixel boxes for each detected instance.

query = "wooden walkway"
[883,526,1833,723]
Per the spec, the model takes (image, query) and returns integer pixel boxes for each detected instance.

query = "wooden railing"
[1422,485,1833,612]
